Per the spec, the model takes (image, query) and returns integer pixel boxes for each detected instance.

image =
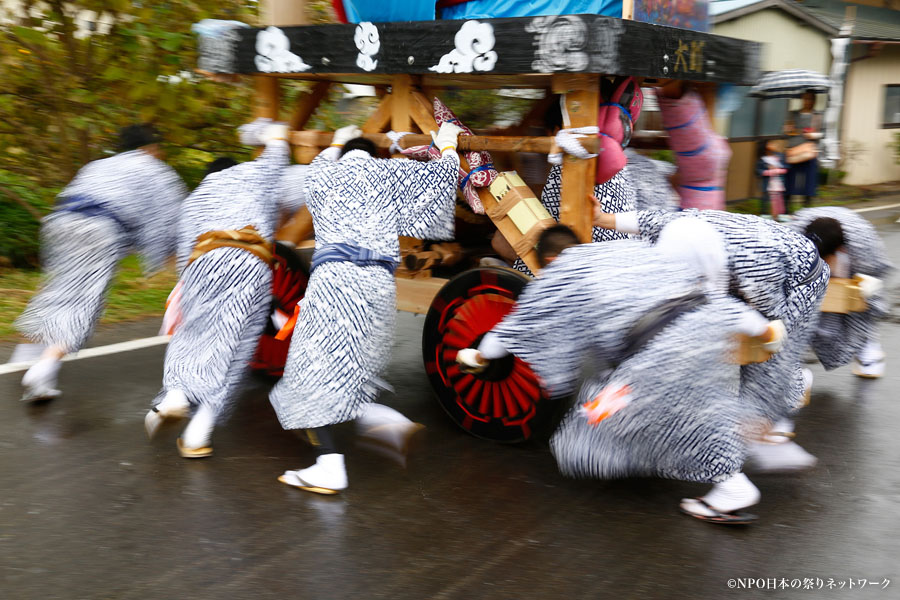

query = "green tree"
[0,0,257,191]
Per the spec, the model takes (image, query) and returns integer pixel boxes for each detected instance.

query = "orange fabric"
[581,383,632,426]
[274,304,301,341]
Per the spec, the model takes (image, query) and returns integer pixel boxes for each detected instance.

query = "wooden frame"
[218,8,761,313]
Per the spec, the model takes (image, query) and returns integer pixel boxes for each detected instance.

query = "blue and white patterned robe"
[491,241,751,483]
[790,207,893,370]
[269,148,459,430]
[512,165,636,276]
[158,141,299,420]
[624,149,680,212]
[632,209,829,420]
[16,150,187,352]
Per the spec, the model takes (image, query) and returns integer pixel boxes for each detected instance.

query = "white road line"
[0,335,170,375]
[853,202,900,214]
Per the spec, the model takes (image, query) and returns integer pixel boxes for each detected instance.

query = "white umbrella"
[749,69,831,99]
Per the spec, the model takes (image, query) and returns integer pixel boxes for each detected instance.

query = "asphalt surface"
[3,207,900,599]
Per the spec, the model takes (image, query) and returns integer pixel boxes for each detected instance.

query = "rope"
[385,130,414,154]
[553,126,600,163]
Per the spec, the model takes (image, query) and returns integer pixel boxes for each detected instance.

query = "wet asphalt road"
[3,209,900,600]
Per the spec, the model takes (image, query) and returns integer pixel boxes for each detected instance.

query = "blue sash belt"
[311,243,398,275]
[55,196,133,241]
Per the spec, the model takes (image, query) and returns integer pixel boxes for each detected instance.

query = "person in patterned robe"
[624,148,680,212]
[791,207,893,378]
[459,223,783,523]
[593,206,829,473]
[144,122,301,457]
[270,123,462,494]
[17,124,187,401]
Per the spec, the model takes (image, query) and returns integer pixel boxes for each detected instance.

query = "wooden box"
[733,333,774,365]
[488,171,555,257]
[820,277,867,314]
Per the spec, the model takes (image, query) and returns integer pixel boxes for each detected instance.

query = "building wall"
[841,44,900,185]
[712,9,832,73]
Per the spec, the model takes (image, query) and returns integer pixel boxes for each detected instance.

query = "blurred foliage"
[0,255,176,339]
[648,149,675,163]
[438,89,535,130]
[0,168,58,267]
[0,1,260,186]
[0,0,261,266]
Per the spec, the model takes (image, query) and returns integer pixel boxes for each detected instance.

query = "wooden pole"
[622,0,635,20]
[362,94,395,133]
[390,75,413,156]
[253,76,281,120]
[553,74,600,243]
[289,81,331,130]
[253,76,282,158]
[275,206,314,244]
[289,131,599,154]
[259,0,308,26]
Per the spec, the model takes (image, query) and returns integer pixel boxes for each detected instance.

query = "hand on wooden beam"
[331,125,363,147]
[589,194,616,230]
[430,122,464,154]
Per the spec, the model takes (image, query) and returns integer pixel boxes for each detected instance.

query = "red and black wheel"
[251,242,309,377]
[422,267,551,443]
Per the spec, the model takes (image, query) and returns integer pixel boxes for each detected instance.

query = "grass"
[0,255,176,341]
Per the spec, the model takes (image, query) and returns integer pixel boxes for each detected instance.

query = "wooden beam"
[409,90,439,134]
[288,81,331,130]
[275,206,314,244]
[553,74,600,243]
[362,94,394,133]
[204,16,762,85]
[259,0,308,26]
[253,76,280,120]
[288,130,598,154]
[391,75,413,133]
[396,277,448,315]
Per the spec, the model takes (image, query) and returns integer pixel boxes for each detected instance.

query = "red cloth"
[332,0,349,23]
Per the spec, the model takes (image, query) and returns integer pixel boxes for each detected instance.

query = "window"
[884,85,900,128]
[724,86,788,139]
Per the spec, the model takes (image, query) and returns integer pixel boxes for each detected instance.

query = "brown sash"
[187,225,274,268]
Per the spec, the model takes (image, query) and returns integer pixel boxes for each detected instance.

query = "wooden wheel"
[251,242,309,377]
[422,267,551,443]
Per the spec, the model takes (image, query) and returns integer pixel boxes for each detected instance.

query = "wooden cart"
[198,3,762,442]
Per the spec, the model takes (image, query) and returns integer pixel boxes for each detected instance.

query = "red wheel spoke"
[492,384,505,418]
[500,380,519,418]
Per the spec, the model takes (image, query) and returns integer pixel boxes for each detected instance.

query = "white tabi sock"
[287,453,348,492]
[356,403,413,429]
[155,389,191,418]
[181,404,215,449]
[747,439,818,472]
[857,338,885,364]
[21,357,61,390]
[700,473,761,513]
[356,403,425,455]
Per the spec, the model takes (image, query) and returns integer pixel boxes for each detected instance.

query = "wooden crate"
[821,277,867,314]
[733,333,774,365]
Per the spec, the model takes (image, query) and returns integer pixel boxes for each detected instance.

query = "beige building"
[711,0,900,198]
